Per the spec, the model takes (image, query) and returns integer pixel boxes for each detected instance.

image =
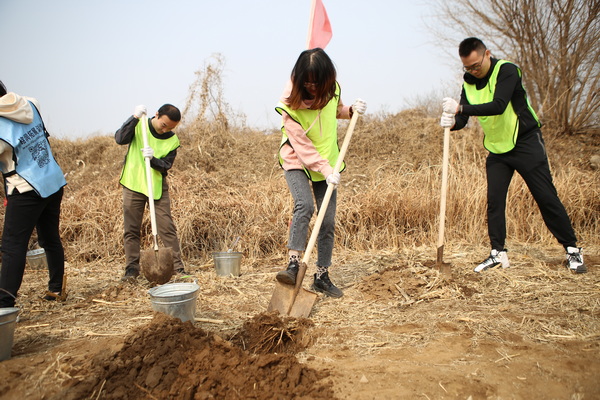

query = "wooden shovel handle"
[301,111,360,267]
[301,111,359,266]
[141,114,159,250]
[286,112,360,314]
[436,127,450,265]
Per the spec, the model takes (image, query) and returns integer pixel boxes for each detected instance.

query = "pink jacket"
[278,81,351,179]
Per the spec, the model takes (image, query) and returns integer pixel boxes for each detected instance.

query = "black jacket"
[115,116,178,175]
[453,58,541,138]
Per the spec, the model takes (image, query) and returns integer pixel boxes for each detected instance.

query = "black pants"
[486,130,577,251]
[0,188,64,307]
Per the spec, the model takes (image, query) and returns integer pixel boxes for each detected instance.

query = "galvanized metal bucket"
[148,283,199,322]
[212,252,242,277]
[26,248,47,269]
[0,307,19,361]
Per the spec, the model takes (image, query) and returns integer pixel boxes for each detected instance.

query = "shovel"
[139,113,174,284]
[436,126,451,275]
[227,236,241,253]
[267,111,360,318]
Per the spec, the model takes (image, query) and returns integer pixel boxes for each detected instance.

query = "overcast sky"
[1,0,462,139]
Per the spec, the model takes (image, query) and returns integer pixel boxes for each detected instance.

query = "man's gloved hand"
[134,105,147,119]
[440,112,455,128]
[141,146,154,159]
[326,172,341,187]
[442,97,459,114]
[351,98,367,115]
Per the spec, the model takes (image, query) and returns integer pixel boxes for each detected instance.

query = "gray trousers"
[122,182,183,272]
[285,169,337,268]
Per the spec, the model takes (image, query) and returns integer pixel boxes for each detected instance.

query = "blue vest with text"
[0,102,66,197]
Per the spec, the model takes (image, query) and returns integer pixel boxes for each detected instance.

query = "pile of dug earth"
[63,312,335,399]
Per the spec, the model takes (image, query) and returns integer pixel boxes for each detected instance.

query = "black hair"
[287,48,337,110]
[459,37,487,58]
[0,80,7,97]
[157,104,181,122]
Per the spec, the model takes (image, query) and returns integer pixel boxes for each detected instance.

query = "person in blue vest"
[115,104,186,281]
[0,80,68,307]
[274,48,367,298]
[440,37,586,274]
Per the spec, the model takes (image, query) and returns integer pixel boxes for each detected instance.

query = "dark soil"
[56,313,334,400]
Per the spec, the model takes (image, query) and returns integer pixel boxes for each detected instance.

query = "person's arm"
[461,63,519,117]
[115,116,138,145]
[282,112,333,178]
[150,149,177,174]
[336,98,351,120]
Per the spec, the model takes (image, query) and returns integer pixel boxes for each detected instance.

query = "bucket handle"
[151,297,198,306]
[0,288,16,300]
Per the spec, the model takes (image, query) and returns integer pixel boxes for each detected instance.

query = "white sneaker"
[474,249,510,273]
[565,247,587,274]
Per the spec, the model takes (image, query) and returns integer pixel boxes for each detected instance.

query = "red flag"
[306,0,332,49]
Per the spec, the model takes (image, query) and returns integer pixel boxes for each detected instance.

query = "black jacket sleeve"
[452,61,520,131]
[115,116,138,144]
[150,149,177,175]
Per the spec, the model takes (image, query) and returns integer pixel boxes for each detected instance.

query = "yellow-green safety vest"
[119,118,180,200]
[275,83,345,181]
[463,59,540,154]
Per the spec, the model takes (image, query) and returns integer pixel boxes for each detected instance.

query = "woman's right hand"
[351,99,367,115]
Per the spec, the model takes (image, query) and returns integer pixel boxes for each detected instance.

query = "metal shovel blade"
[267,284,318,318]
[267,262,317,318]
[141,247,174,284]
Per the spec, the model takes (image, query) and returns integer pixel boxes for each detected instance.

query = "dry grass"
[11,244,600,358]
[10,109,597,349]
[3,79,600,398]
[8,240,599,398]
[23,109,598,267]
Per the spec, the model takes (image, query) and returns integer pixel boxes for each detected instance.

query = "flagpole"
[306,0,316,49]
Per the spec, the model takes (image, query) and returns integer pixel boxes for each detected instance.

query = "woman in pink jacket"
[274,48,366,298]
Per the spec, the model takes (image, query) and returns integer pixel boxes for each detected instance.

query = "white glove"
[351,98,367,115]
[442,97,459,114]
[440,112,455,128]
[326,172,341,187]
[134,104,147,119]
[141,146,154,159]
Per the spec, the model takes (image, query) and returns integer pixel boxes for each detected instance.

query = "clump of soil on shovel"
[66,313,334,400]
[230,310,315,355]
[140,247,174,284]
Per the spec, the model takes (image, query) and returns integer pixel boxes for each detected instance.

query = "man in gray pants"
[115,104,185,280]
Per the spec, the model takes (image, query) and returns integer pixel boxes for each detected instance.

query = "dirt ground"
[0,244,598,400]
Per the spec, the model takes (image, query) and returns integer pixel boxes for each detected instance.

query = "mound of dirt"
[63,313,334,400]
[356,264,461,304]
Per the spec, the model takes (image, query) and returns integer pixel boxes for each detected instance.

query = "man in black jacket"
[115,104,186,281]
[440,37,586,274]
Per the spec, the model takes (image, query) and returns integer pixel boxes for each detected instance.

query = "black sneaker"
[276,259,299,285]
[121,268,139,282]
[474,249,510,273]
[311,272,343,298]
